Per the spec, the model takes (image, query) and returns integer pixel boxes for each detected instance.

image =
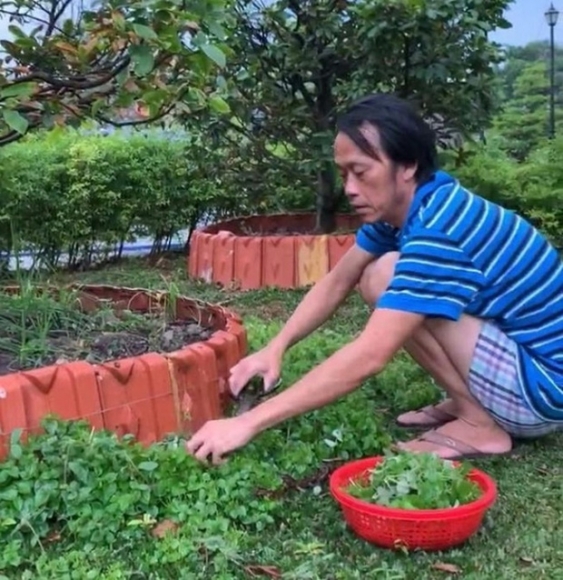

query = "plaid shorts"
[468,322,562,439]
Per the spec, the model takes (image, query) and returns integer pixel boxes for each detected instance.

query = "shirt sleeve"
[355,222,400,256]
[376,233,486,320]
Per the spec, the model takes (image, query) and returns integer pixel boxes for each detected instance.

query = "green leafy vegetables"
[345,452,482,510]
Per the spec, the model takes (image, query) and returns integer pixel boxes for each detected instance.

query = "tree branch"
[97,103,175,127]
[9,55,131,90]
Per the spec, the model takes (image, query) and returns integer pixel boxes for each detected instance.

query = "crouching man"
[186,93,563,465]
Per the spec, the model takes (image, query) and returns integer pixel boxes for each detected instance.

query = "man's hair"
[335,93,439,184]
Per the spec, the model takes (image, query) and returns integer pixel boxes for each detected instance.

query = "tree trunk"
[315,162,339,233]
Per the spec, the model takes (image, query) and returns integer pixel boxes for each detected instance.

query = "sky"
[491,0,562,47]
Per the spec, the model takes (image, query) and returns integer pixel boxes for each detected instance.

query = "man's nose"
[344,175,360,197]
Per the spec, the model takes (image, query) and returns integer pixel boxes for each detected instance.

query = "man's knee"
[358,251,400,306]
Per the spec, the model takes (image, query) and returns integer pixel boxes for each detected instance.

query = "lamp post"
[545,3,559,138]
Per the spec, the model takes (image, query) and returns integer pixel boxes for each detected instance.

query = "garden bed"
[0,286,214,374]
[0,284,247,459]
[188,212,362,289]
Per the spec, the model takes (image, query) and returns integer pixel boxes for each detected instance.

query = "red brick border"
[0,284,247,459]
[188,213,361,289]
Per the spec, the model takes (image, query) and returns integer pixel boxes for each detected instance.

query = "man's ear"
[401,163,418,183]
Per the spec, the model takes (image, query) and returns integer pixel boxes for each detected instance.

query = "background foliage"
[0,3,562,259]
[196,0,512,232]
[0,0,232,145]
[0,127,319,269]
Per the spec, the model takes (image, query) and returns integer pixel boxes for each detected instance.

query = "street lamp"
[545,3,559,138]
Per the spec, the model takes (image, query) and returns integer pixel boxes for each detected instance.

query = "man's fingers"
[263,372,280,392]
[212,448,227,465]
[229,367,256,396]
[185,433,202,455]
[228,375,245,397]
[228,366,248,396]
[194,441,213,463]
[185,426,209,455]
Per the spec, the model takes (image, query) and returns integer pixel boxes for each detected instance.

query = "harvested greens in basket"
[344,451,482,510]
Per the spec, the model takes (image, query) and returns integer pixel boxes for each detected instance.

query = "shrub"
[0,129,237,268]
[443,139,563,246]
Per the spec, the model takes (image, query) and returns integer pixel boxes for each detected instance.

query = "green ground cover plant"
[0,256,561,579]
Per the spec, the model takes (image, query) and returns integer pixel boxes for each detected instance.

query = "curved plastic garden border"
[0,284,247,459]
[188,212,361,290]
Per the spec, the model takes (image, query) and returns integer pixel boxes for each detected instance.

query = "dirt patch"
[253,459,346,500]
[0,290,215,375]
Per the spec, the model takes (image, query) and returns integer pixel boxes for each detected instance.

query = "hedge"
[442,136,563,247]
[0,128,322,269]
[0,126,560,271]
[0,129,243,268]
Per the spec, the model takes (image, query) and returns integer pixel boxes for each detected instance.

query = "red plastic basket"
[329,456,497,551]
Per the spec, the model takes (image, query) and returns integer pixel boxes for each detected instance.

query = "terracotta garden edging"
[0,284,247,459]
[188,212,362,290]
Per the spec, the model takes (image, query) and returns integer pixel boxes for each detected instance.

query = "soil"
[0,307,215,376]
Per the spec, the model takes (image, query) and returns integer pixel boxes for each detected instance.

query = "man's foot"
[394,417,513,460]
[395,399,457,429]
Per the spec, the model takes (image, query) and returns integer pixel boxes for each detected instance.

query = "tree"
[490,41,563,159]
[208,0,512,233]
[0,0,232,145]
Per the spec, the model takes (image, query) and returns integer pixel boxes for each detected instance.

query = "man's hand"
[185,415,257,465]
[185,308,425,466]
[228,346,282,396]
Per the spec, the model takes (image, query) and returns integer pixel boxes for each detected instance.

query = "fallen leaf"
[244,565,282,578]
[519,556,534,566]
[151,519,179,538]
[431,562,461,575]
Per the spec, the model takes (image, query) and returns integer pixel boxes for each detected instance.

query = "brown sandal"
[396,429,513,460]
[395,404,457,430]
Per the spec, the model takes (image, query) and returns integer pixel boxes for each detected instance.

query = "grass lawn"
[1,254,562,579]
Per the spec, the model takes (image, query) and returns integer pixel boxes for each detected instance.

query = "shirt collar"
[402,170,457,235]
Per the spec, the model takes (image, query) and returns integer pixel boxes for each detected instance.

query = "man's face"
[333,124,416,226]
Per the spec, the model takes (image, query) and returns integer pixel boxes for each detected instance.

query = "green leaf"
[10,428,22,445]
[138,461,158,472]
[8,24,26,39]
[132,23,158,41]
[128,45,155,76]
[209,95,230,114]
[115,67,129,86]
[9,428,22,459]
[10,444,22,459]
[2,109,29,134]
[91,99,106,116]
[208,21,227,41]
[200,43,226,68]
[0,82,36,99]
[68,461,90,483]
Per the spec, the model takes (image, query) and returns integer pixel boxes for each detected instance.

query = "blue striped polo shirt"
[356,170,563,422]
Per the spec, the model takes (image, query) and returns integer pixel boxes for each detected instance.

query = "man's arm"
[246,308,425,433]
[267,245,378,355]
[185,307,424,464]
